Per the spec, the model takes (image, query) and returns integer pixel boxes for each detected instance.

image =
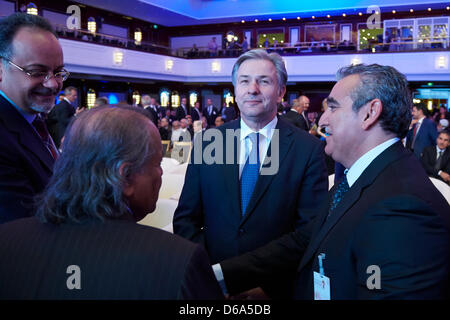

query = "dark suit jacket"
[0,96,54,224]
[144,105,159,127]
[421,146,450,182]
[280,110,309,131]
[173,117,328,261]
[406,118,438,158]
[54,99,75,148]
[0,215,223,299]
[221,142,450,299]
[190,107,202,121]
[203,105,218,127]
[176,105,190,121]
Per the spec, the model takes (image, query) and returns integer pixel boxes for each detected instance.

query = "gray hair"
[64,86,77,95]
[141,94,151,106]
[231,49,287,93]
[36,106,157,224]
[336,63,412,138]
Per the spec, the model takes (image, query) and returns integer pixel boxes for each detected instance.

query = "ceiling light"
[282,17,286,21]
[342,13,346,17]
[410,9,414,13]
[358,12,362,16]
[327,15,330,18]
[312,16,315,19]
[428,8,431,11]
[241,20,245,23]
[392,10,396,14]
[268,18,272,21]
[254,19,258,22]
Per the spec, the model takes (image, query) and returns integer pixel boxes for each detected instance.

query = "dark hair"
[35,106,158,224]
[0,13,56,61]
[337,63,412,139]
[413,102,428,116]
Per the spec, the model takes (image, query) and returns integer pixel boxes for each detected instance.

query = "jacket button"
[239,228,245,235]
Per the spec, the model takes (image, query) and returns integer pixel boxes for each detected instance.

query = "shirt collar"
[290,108,298,113]
[63,97,72,105]
[346,137,399,187]
[437,146,446,153]
[240,116,278,142]
[0,89,36,124]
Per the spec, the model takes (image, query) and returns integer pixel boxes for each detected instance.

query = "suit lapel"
[0,97,54,173]
[240,118,294,226]
[220,120,241,221]
[298,141,409,271]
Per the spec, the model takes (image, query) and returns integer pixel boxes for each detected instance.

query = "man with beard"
[0,13,66,223]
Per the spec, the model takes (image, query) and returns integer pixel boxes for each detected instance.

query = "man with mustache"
[173,49,328,298]
[0,13,65,223]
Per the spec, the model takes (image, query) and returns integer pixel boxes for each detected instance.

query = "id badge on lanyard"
[313,253,330,300]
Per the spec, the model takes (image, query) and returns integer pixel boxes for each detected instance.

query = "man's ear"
[361,99,382,130]
[120,162,134,197]
[277,86,287,103]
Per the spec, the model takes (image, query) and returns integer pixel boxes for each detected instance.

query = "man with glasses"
[0,13,69,223]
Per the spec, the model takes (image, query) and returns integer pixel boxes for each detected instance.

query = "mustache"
[32,89,58,95]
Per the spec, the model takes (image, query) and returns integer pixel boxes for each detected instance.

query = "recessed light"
[297,17,300,20]
[410,9,414,13]
[342,13,346,17]
[254,19,258,22]
[428,8,431,11]
[268,18,272,21]
[282,17,286,21]
[241,20,245,23]
[327,15,330,18]
[392,10,396,14]
[312,16,315,19]
[358,12,362,16]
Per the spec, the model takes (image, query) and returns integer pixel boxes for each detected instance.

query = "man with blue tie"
[217,63,450,299]
[173,49,328,298]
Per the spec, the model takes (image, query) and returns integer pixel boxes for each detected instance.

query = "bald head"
[298,95,310,111]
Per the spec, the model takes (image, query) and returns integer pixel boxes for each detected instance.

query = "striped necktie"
[32,114,59,160]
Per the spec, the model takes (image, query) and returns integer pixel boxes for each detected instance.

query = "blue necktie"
[329,174,349,214]
[240,132,260,216]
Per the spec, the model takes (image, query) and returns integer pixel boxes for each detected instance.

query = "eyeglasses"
[0,57,70,82]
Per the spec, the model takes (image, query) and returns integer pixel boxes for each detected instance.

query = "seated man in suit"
[421,130,450,184]
[406,102,438,158]
[0,13,62,223]
[0,106,223,300]
[173,49,328,298]
[217,63,450,299]
[280,98,309,131]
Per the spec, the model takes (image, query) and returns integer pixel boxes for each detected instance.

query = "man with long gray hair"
[0,106,223,300]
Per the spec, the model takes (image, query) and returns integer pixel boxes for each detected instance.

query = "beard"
[29,101,55,114]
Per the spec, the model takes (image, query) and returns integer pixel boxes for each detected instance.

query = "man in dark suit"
[280,98,309,131]
[142,94,159,127]
[190,101,202,121]
[52,86,78,148]
[175,97,190,121]
[0,106,223,300]
[406,102,438,158]
[203,98,218,127]
[421,130,450,184]
[218,64,450,299]
[173,49,328,298]
[0,13,64,223]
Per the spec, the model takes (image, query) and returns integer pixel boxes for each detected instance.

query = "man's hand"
[440,171,450,183]
[75,106,85,115]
